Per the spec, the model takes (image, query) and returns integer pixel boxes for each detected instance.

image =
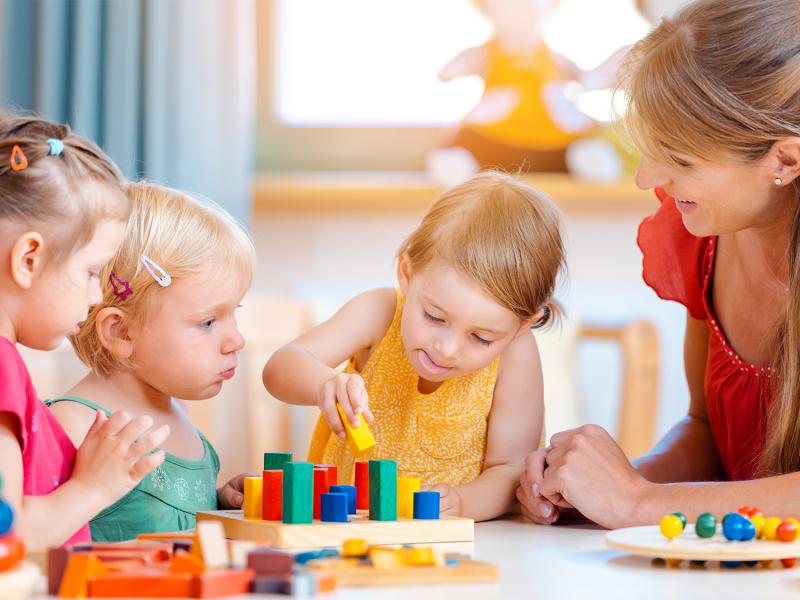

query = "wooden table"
[329,516,800,600]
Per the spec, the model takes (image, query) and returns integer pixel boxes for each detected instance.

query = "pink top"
[0,337,91,545]
[638,189,773,481]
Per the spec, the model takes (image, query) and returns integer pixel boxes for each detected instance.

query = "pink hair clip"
[141,255,171,287]
[109,273,133,300]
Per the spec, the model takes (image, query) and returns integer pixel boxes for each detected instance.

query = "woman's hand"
[317,372,374,437]
[217,472,259,509]
[539,425,653,529]
[517,447,574,525]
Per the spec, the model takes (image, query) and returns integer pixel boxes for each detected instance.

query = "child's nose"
[222,326,246,354]
[434,334,459,361]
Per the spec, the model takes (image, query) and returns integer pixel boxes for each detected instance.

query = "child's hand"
[318,372,374,438]
[217,472,259,509]
[427,484,462,517]
[517,447,574,525]
[71,410,170,506]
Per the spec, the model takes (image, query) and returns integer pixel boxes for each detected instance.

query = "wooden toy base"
[196,510,474,549]
[606,524,800,561]
[307,557,498,586]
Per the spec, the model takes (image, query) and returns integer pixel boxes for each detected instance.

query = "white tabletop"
[331,516,800,600]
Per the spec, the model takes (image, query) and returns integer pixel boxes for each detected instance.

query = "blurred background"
[1,0,691,482]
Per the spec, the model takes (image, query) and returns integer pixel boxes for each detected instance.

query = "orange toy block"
[88,567,192,598]
[58,554,109,598]
[190,567,255,598]
[170,550,206,576]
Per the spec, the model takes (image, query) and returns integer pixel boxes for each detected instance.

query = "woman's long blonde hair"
[618,0,800,475]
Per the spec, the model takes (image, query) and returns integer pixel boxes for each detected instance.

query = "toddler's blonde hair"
[71,181,256,376]
[399,171,564,327]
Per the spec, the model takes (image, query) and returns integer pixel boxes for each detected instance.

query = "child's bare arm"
[262,288,395,434]
[0,410,169,552]
[435,331,544,521]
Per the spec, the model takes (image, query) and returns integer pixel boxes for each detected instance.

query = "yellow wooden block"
[397,477,420,519]
[402,546,436,567]
[336,404,376,454]
[342,538,368,558]
[368,548,403,569]
[243,476,263,519]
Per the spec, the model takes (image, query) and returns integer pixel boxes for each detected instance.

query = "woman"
[518,0,800,528]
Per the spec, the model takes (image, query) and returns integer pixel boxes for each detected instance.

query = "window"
[258,0,652,170]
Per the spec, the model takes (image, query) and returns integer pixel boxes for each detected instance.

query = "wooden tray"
[306,557,498,586]
[606,524,800,561]
[196,510,474,549]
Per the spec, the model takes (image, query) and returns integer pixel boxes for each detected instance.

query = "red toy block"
[313,468,331,520]
[246,547,294,576]
[355,461,369,510]
[190,567,254,598]
[262,470,283,521]
[315,464,338,487]
[48,547,71,595]
[88,567,192,598]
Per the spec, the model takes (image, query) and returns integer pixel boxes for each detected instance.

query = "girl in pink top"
[0,116,169,551]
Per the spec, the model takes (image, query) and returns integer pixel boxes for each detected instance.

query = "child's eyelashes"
[199,318,216,330]
[472,334,492,346]
[424,311,444,323]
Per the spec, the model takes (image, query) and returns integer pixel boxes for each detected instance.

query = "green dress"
[45,396,220,542]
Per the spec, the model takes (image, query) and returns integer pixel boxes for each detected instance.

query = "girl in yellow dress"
[263,171,564,521]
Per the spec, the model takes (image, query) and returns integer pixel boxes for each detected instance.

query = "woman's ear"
[95,307,134,360]
[9,231,45,290]
[396,253,412,295]
[770,137,800,186]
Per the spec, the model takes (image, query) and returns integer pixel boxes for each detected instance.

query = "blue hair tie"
[46,138,64,156]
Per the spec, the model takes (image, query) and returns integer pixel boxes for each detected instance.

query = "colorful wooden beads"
[659,514,684,539]
[777,520,798,543]
[695,512,717,538]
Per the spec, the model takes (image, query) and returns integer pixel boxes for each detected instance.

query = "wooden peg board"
[196,509,474,549]
[606,524,800,561]
[306,557,498,586]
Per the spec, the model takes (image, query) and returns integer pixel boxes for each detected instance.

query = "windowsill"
[252,171,655,216]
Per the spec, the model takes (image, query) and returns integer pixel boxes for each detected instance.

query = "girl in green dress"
[47,181,257,542]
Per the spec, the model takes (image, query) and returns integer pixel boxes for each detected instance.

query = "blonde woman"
[47,182,257,541]
[264,171,565,521]
[519,0,800,528]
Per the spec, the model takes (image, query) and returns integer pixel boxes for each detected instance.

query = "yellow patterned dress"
[308,290,498,487]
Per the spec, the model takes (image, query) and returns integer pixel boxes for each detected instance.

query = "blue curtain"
[0,0,256,224]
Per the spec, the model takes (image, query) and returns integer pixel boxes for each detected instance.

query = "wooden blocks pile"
[51,521,336,598]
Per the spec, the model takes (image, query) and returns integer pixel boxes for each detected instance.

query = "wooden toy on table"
[303,538,498,587]
[607,506,800,569]
[197,456,471,549]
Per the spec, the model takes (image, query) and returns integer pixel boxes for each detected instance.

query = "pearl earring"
[774,177,783,186]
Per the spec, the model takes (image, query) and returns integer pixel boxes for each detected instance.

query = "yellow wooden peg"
[403,546,436,566]
[397,477,421,519]
[336,403,376,455]
[342,538,368,558]
[243,476,263,519]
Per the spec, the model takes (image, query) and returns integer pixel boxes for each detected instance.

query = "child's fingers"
[99,410,133,437]
[127,424,171,460]
[345,378,367,420]
[320,381,345,437]
[335,379,360,427]
[218,484,244,509]
[130,450,165,482]
[114,415,155,448]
